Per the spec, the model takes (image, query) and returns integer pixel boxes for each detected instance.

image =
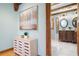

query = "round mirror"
[60,19,68,28]
[72,17,77,28]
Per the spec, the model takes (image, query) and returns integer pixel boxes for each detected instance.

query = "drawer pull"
[24,43,29,45]
[19,44,22,46]
[14,48,17,51]
[19,46,22,48]
[14,40,17,41]
[25,55,27,56]
[14,42,17,44]
[19,52,22,54]
[25,46,29,48]
[19,49,22,51]
[19,41,22,43]
[25,49,29,51]
[25,52,29,54]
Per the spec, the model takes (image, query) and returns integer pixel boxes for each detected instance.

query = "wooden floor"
[0,49,16,56]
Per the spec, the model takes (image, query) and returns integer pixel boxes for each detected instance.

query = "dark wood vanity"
[59,31,77,43]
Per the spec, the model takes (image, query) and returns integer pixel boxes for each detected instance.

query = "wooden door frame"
[77,3,79,56]
[46,3,51,56]
[46,3,79,56]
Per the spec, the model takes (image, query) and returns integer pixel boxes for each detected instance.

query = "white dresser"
[13,36,38,56]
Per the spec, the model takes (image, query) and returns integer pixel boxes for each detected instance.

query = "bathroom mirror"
[60,19,68,28]
[72,17,77,28]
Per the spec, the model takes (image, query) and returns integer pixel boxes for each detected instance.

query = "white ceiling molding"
[51,3,75,10]
[51,4,77,15]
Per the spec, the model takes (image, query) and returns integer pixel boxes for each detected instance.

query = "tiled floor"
[51,40,77,56]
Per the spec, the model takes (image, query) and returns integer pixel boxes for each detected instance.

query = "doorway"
[50,3,78,56]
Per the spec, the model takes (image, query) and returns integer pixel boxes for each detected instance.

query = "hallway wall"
[18,3,46,56]
[0,4,18,51]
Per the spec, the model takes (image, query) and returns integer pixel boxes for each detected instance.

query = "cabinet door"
[59,31,63,41]
[62,31,66,41]
[73,32,77,43]
[66,31,73,42]
[59,31,66,42]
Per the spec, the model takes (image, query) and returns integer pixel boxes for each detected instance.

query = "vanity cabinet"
[59,31,77,43]
[66,31,73,42]
[73,32,77,43]
[59,31,66,41]
[13,36,38,56]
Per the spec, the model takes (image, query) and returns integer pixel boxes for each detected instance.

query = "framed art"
[20,6,38,30]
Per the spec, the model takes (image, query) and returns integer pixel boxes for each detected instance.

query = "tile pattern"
[51,40,77,56]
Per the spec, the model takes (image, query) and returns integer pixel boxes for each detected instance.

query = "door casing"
[77,3,79,56]
[46,3,79,56]
[46,3,51,56]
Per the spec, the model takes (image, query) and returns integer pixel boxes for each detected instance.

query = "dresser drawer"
[14,36,37,56]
